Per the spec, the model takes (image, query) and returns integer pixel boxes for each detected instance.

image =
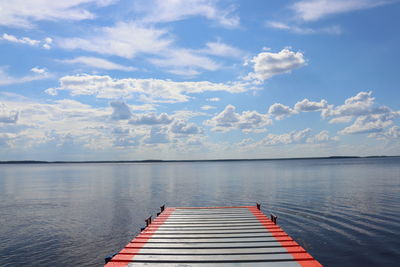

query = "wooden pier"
[105,205,322,266]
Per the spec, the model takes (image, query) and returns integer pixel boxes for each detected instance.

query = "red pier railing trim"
[105,208,175,267]
[247,206,323,267]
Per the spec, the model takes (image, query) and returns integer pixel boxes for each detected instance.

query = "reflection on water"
[0,158,399,266]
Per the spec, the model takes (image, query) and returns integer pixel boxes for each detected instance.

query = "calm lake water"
[0,158,399,266]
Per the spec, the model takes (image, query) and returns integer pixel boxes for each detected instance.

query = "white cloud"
[323,91,375,117]
[201,41,243,58]
[259,128,312,146]
[149,48,221,74]
[0,66,49,86]
[266,21,342,35]
[58,21,172,59]
[61,56,136,71]
[321,91,399,135]
[130,104,156,111]
[245,48,307,83]
[1,33,54,49]
[143,126,169,144]
[0,103,19,123]
[339,115,394,135]
[172,110,207,120]
[170,120,203,135]
[207,97,220,102]
[307,130,339,143]
[268,103,296,120]
[201,105,216,111]
[56,17,238,76]
[329,116,353,124]
[205,105,272,132]
[0,0,115,28]
[0,98,110,151]
[136,0,240,28]
[46,74,255,103]
[291,0,391,21]
[129,113,173,125]
[110,101,132,120]
[294,98,328,112]
[1,33,40,45]
[112,127,139,147]
[369,126,400,140]
[324,91,399,119]
[43,37,53,49]
[30,67,47,74]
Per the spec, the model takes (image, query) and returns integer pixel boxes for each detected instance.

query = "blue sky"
[1,0,399,161]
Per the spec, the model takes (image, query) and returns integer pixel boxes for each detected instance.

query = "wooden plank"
[125,262,304,267]
[122,253,309,262]
[153,223,279,228]
[146,227,283,234]
[133,237,292,243]
[160,215,252,218]
[126,241,298,249]
[149,226,273,231]
[142,229,286,236]
[123,246,305,255]
[157,221,270,226]
[138,233,287,238]
[172,211,251,215]
[162,218,266,222]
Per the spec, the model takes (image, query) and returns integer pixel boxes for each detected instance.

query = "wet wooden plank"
[126,241,296,249]
[149,226,272,231]
[125,262,304,267]
[134,237,288,243]
[149,227,283,235]
[123,246,305,255]
[156,221,270,226]
[121,253,306,262]
[162,218,267,222]
[139,233,287,238]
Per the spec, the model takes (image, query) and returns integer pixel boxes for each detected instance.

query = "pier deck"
[105,206,322,266]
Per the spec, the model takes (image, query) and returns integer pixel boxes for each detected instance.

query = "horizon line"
[1,155,399,164]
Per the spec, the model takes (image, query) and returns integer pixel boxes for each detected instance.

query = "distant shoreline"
[1,155,399,164]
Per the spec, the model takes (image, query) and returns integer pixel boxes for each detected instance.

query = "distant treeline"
[1,155,398,164]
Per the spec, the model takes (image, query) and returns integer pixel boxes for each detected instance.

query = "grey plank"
[136,237,285,243]
[124,253,297,262]
[170,214,253,217]
[126,261,303,266]
[172,210,251,214]
[164,218,264,222]
[126,241,289,248]
[171,209,252,215]
[175,208,250,210]
[151,226,270,231]
[156,222,267,226]
[151,226,279,231]
[170,213,252,216]
[165,215,255,219]
[168,215,253,218]
[140,233,284,238]
[126,247,293,255]
[146,230,278,234]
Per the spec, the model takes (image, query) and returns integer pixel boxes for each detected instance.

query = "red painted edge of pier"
[248,206,323,267]
[104,207,175,267]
